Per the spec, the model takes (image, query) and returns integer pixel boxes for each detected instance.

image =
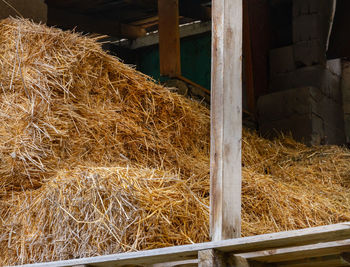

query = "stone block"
[293,14,329,43]
[293,0,333,17]
[270,65,341,102]
[258,87,345,145]
[293,40,326,67]
[327,58,342,76]
[258,87,315,122]
[259,113,322,145]
[270,46,296,75]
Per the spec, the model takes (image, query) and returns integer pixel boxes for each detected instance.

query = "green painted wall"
[137,33,211,90]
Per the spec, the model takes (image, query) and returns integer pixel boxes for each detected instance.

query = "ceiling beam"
[47,7,146,39]
[125,0,211,20]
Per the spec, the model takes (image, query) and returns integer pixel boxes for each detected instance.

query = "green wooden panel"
[137,33,211,89]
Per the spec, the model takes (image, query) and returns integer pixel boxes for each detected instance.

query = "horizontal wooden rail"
[239,239,350,263]
[277,254,350,267]
[19,223,350,267]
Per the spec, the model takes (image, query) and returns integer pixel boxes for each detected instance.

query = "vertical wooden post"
[158,0,181,77]
[198,249,226,267]
[210,0,243,242]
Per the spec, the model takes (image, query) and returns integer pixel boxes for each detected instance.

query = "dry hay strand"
[0,167,209,265]
[241,130,350,235]
[1,18,350,266]
[2,131,350,265]
[0,17,209,191]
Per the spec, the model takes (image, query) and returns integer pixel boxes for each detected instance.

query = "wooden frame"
[19,223,350,266]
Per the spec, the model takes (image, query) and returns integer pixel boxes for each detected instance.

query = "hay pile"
[0,17,209,192]
[1,18,350,265]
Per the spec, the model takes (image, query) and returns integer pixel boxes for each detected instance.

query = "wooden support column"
[198,251,255,267]
[158,0,181,77]
[210,0,243,242]
[198,249,226,267]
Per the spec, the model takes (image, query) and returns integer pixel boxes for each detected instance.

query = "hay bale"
[1,18,350,266]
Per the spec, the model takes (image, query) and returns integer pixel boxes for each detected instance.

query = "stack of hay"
[1,18,350,266]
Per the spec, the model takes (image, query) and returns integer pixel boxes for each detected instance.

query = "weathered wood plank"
[198,249,225,267]
[211,0,243,242]
[158,0,181,77]
[277,254,350,267]
[227,255,250,267]
[19,223,350,267]
[239,239,350,263]
[151,259,198,267]
[118,21,211,50]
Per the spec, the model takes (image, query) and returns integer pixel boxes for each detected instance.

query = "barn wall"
[0,0,47,23]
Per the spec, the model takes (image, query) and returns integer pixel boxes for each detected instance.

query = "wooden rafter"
[47,7,146,39]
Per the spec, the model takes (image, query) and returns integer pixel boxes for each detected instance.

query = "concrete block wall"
[258,87,345,145]
[0,0,47,23]
[293,0,332,67]
[260,0,345,145]
[270,63,342,102]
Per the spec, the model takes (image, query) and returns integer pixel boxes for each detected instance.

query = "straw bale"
[1,18,350,265]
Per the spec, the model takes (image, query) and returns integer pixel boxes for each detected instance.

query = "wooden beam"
[46,0,108,11]
[198,249,225,267]
[158,0,181,77]
[177,75,211,95]
[124,0,157,8]
[19,223,350,267]
[277,254,350,267]
[179,1,212,21]
[243,0,255,114]
[151,259,198,267]
[210,0,243,241]
[238,239,350,263]
[47,7,146,39]
[124,0,211,20]
[118,21,211,50]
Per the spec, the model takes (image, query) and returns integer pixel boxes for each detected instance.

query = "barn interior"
[2,0,348,146]
[2,1,350,266]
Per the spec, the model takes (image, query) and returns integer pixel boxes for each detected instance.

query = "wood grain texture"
[158,0,181,77]
[239,239,350,263]
[210,0,243,241]
[198,249,225,267]
[278,254,350,267]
